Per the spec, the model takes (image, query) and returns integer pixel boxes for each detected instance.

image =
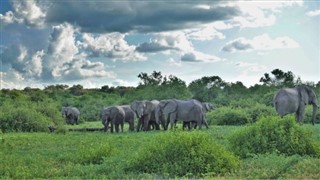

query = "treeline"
[0,69,319,132]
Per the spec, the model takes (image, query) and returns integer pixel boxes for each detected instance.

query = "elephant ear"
[144,101,154,113]
[299,86,309,105]
[163,100,178,113]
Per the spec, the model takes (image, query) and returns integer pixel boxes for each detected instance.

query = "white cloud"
[136,31,193,53]
[43,23,114,81]
[222,34,299,52]
[79,33,146,61]
[185,25,225,41]
[12,0,46,27]
[228,1,303,28]
[25,50,44,78]
[0,11,22,25]
[181,51,221,63]
[306,9,320,17]
[0,70,25,89]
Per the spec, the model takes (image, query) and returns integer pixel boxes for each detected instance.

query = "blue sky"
[0,0,319,89]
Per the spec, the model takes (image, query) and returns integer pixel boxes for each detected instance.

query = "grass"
[0,121,319,179]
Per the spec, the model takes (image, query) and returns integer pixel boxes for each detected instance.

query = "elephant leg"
[197,120,202,129]
[115,124,119,133]
[129,121,134,131]
[110,123,114,133]
[161,118,167,130]
[121,123,124,132]
[104,122,109,132]
[154,122,160,130]
[169,114,176,130]
[137,118,142,132]
[182,122,188,130]
[143,116,149,131]
[297,103,306,124]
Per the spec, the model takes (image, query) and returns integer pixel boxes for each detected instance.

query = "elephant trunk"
[155,106,161,124]
[312,104,318,125]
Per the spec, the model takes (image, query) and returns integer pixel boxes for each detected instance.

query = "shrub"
[0,105,50,132]
[304,106,320,124]
[0,100,62,132]
[229,116,320,158]
[245,104,276,123]
[207,107,251,125]
[126,131,240,178]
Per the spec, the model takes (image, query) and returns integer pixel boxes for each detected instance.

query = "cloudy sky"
[0,0,319,89]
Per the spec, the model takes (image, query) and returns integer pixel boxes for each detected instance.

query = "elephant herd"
[101,99,214,133]
[61,85,319,132]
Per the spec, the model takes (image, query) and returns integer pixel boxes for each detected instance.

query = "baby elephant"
[101,106,125,133]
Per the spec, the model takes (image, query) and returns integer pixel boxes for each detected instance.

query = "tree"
[138,71,163,86]
[188,76,226,102]
[259,69,295,87]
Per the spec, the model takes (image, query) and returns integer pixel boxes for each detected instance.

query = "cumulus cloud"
[229,1,303,28]
[222,34,299,52]
[181,51,221,62]
[43,23,114,81]
[11,0,46,27]
[0,11,22,25]
[136,31,222,63]
[136,32,193,53]
[79,33,145,61]
[185,25,225,41]
[306,9,320,17]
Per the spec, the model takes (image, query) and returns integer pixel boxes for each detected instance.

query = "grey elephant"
[183,101,213,130]
[61,106,80,125]
[273,85,319,125]
[130,100,165,131]
[101,106,125,133]
[155,99,204,130]
[119,105,135,131]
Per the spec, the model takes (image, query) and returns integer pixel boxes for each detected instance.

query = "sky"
[0,0,319,89]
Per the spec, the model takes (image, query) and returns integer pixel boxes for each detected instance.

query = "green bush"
[126,131,240,178]
[207,107,251,125]
[229,116,320,158]
[245,104,276,123]
[0,100,63,132]
[0,105,50,132]
[304,106,320,124]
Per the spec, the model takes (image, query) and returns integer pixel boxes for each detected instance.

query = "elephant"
[155,99,204,130]
[182,102,214,130]
[130,100,166,131]
[143,100,166,131]
[101,106,125,133]
[61,106,80,125]
[119,105,135,131]
[273,85,319,125]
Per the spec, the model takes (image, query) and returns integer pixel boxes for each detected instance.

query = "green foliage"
[126,131,240,177]
[245,103,276,123]
[304,105,320,124]
[0,124,319,179]
[229,116,320,158]
[207,107,251,125]
[0,101,50,132]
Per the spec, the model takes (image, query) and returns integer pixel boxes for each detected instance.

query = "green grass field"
[0,122,319,179]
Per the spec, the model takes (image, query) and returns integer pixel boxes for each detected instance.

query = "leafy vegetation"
[0,69,319,178]
[0,124,319,179]
[125,131,240,177]
[229,116,320,158]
